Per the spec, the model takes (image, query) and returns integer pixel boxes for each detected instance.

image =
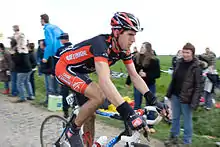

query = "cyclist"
[55,12,168,146]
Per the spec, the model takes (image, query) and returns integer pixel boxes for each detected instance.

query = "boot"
[2,88,10,95]
[164,136,179,147]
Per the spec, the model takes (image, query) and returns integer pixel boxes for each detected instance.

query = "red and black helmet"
[111,12,143,32]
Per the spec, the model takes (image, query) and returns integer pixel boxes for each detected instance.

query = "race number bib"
[66,94,74,105]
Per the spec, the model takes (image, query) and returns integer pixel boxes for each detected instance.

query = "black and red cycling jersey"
[55,34,133,94]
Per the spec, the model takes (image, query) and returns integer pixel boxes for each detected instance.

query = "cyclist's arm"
[125,62,150,94]
[95,61,125,107]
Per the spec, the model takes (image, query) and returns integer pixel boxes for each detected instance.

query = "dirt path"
[0,95,165,147]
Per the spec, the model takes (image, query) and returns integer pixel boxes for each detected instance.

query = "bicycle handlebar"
[67,94,163,126]
[97,106,163,125]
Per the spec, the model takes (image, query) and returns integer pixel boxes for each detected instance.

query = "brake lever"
[156,106,170,119]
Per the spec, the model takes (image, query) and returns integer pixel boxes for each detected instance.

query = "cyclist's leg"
[56,63,105,146]
[75,93,96,146]
[83,113,96,146]
[75,82,105,126]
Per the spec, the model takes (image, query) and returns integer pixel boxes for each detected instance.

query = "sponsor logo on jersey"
[66,51,88,61]
[72,81,84,91]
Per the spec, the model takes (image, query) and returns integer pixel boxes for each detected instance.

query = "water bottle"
[92,136,107,147]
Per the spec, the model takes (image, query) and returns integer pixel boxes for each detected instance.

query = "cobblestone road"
[0,95,164,147]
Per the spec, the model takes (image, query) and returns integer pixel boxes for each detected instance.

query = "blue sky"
[0,0,220,55]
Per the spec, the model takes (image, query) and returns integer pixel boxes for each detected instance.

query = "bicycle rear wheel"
[40,115,68,147]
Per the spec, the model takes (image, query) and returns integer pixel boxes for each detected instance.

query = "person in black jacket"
[26,43,37,97]
[133,42,160,133]
[37,40,53,105]
[165,43,202,147]
[54,33,72,118]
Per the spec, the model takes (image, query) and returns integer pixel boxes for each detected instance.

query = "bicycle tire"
[40,115,68,147]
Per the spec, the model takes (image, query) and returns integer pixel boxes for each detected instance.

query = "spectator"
[203,66,218,110]
[200,47,216,69]
[54,33,73,118]
[165,43,202,146]
[132,42,160,133]
[10,25,33,102]
[132,46,138,55]
[36,39,44,76]
[7,26,21,97]
[0,43,11,95]
[40,13,63,95]
[172,50,182,69]
[26,43,37,97]
[38,39,53,105]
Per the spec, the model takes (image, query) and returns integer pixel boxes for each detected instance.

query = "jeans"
[4,82,9,89]
[17,71,34,100]
[24,70,35,97]
[52,76,60,95]
[61,85,70,112]
[204,91,213,108]
[37,65,43,76]
[44,74,54,103]
[134,84,156,109]
[30,70,36,96]
[134,84,156,128]
[51,57,60,95]
[10,72,18,96]
[170,95,192,144]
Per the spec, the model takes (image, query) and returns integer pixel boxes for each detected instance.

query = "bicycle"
[40,93,163,147]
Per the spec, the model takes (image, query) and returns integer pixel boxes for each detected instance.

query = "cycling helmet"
[111,12,143,32]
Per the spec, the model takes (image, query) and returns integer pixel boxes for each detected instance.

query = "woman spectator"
[0,43,11,95]
[164,43,202,147]
[26,43,37,98]
[133,42,161,133]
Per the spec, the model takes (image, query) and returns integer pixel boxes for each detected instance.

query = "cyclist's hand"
[127,113,148,131]
[155,101,170,119]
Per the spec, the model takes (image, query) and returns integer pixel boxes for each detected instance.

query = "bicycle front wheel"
[40,115,68,147]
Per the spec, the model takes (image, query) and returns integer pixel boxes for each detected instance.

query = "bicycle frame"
[59,94,163,147]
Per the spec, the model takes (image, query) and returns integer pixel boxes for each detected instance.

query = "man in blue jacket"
[40,14,63,62]
[40,14,63,95]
